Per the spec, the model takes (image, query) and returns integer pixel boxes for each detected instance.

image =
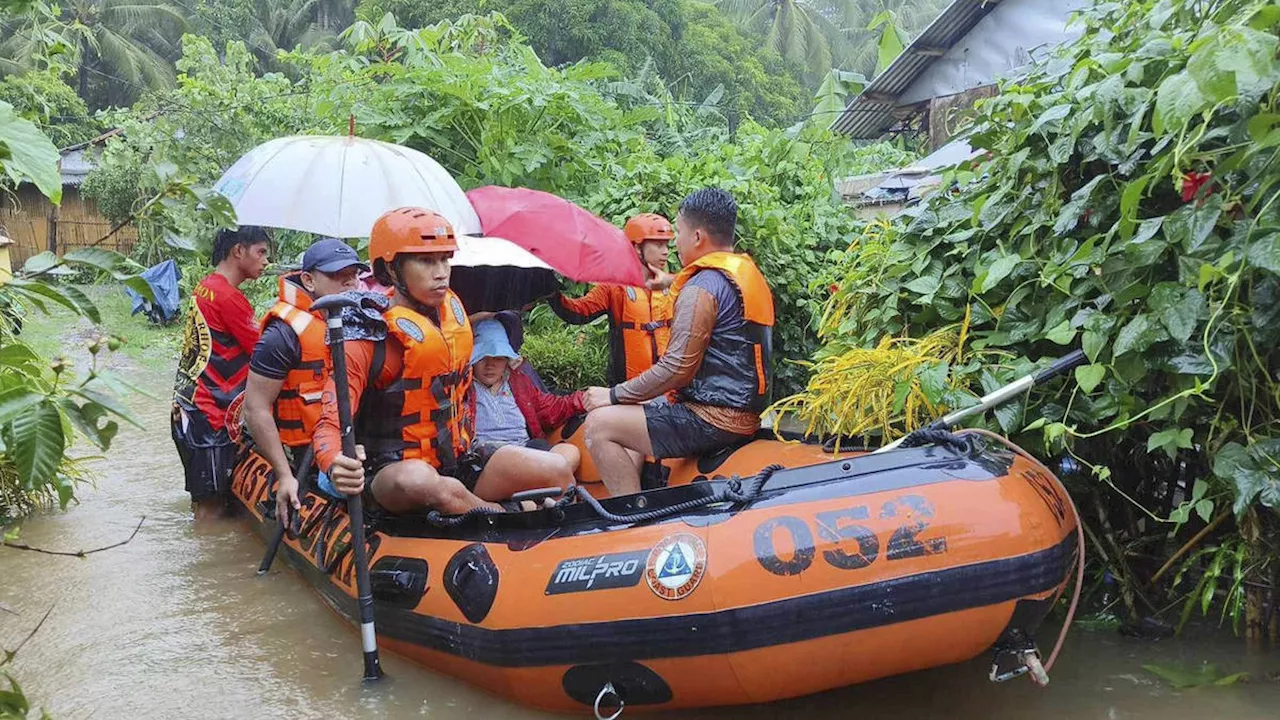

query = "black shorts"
[366,443,508,496]
[644,402,751,460]
[171,404,237,503]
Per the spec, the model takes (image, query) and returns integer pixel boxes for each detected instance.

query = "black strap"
[369,339,387,387]
[620,320,670,332]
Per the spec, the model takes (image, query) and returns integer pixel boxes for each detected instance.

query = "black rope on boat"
[421,464,787,528]
[896,425,973,454]
[569,464,786,525]
[423,504,512,528]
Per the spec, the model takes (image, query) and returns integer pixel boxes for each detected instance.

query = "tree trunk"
[1242,510,1268,645]
[77,41,88,100]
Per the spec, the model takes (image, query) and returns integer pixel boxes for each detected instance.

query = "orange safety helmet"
[369,207,458,262]
[624,213,675,245]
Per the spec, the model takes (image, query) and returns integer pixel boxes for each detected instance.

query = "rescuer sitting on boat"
[547,212,676,385]
[243,237,365,529]
[581,188,776,497]
[467,318,584,474]
[315,208,575,514]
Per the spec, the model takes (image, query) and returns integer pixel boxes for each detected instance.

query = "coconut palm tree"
[716,0,839,81]
[715,0,948,80]
[0,0,187,105]
[827,0,948,75]
[246,0,341,71]
[313,0,354,32]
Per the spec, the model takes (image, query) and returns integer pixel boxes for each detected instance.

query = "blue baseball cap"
[302,238,369,274]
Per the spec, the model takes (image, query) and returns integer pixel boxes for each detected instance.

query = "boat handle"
[594,682,624,720]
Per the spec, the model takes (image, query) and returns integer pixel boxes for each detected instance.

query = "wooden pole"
[48,157,62,254]
[46,202,59,255]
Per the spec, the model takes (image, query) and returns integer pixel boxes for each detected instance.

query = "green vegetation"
[353,0,812,125]
[788,0,1280,638]
[19,284,180,367]
[1,0,187,108]
[0,251,151,521]
[77,12,901,395]
[189,0,348,72]
[520,305,610,391]
[0,69,101,146]
[0,7,151,702]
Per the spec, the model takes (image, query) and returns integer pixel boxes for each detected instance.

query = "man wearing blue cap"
[243,237,367,528]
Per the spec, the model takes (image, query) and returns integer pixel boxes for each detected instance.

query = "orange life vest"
[670,251,775,413]
[550,284,673,385]
[617,285,673,382]
[358,291,474,470]
[260,274,329,447]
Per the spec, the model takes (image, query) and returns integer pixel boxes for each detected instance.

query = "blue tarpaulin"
[125,259,182,324]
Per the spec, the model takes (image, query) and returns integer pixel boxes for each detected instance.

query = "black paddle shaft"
[312,294,383,682]
[257,443,314,575]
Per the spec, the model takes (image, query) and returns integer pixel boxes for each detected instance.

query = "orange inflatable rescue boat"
[231,420,1081,714]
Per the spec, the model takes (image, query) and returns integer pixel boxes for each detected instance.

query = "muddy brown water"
[4,357,1280,719]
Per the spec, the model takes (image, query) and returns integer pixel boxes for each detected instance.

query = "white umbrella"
[213,135,483,238]
[453,235,551,270]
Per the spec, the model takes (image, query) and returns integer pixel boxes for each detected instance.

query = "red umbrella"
[465,186,646,287]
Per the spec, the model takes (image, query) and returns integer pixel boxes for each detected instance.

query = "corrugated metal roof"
[59,147,97,186]
[831,0,1003,138]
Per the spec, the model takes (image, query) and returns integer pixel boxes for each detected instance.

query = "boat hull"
[231,436,1077,713]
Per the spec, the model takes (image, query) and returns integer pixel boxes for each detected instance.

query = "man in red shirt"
[172,226,271,520]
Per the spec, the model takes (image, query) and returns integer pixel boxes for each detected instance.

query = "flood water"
[4,353,1280,720]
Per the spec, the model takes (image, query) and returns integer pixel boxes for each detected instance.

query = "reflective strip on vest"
[286,309,313,335]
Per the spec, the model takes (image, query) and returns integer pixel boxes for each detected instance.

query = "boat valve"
[989,646,1049,686]
[594,682,624,720]
[1021,650,1050,686]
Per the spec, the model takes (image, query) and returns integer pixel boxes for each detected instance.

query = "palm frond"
[93,25,146,87]
[102,2,189,30]
[717,0,769,21]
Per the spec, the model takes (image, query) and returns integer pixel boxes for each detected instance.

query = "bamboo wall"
[1,185,137,267]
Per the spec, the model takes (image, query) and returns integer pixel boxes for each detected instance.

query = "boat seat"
[695,436,756,475]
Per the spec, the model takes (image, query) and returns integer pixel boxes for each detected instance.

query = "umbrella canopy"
[213,135,482,238]
[453,235,549,269]
[351,235,557,312]
[465,186,646,287]
[450,235,557,310]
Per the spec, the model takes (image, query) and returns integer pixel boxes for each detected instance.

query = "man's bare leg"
[474,445,574,500]
[627,449,644,476]
[370,459,497,515]
[193,498,229,521]
[550,442,581,475]
[583,405,653,497]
